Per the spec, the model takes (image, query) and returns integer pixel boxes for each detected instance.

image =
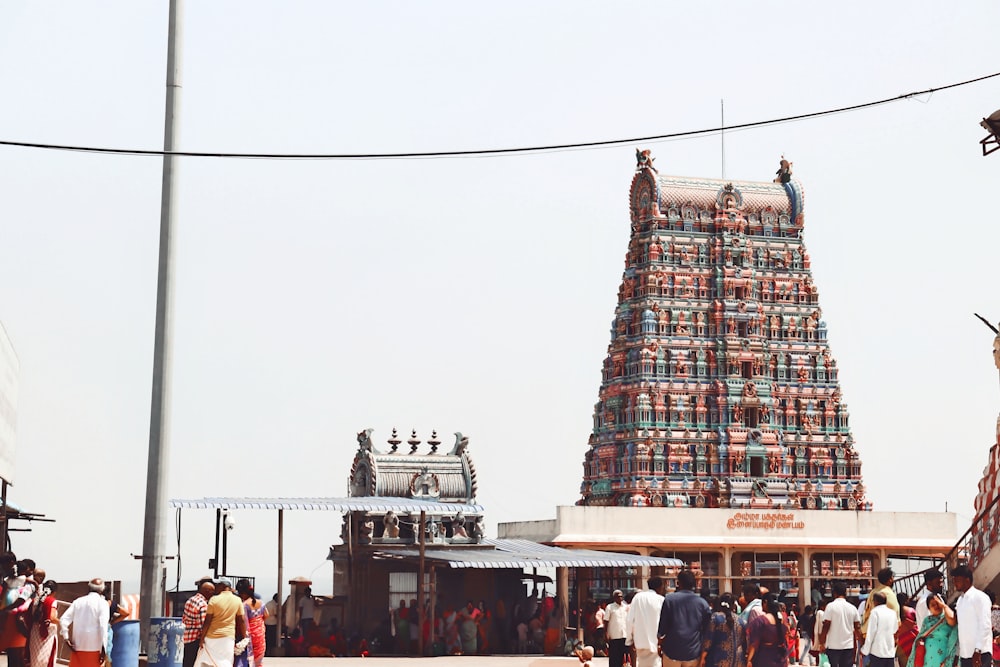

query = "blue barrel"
[110,620,140,667]
[147,617,184,667]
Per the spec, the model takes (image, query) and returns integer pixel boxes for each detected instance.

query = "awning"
[169,496,484,515]
[370,538,685,569]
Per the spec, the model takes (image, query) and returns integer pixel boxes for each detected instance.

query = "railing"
[893,491,1000,602]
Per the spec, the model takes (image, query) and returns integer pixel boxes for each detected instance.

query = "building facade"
[580,153,867,511]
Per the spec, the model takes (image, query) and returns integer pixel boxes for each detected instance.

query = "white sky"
[1,2,999,598]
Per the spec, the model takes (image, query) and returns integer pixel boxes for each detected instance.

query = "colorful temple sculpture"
[970,320,1000,588]
[579,152,870,511]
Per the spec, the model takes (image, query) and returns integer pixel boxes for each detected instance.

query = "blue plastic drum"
[147,617,184,667]
[110,620,140,667]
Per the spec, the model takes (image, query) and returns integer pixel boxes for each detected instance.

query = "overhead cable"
[1,70,998,161]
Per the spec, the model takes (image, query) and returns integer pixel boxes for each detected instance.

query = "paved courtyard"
[264,659,606,666]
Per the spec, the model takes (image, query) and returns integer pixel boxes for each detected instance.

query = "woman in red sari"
[237,580,268,666]
[27,581,58,667]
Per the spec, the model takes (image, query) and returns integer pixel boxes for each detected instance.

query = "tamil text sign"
[726,511,805,530]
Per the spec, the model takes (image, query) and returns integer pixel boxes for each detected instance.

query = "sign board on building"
[0,322,18,484]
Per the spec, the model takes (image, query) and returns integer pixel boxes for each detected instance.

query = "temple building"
[968,322,1000,590]
[499,153,957,604]
[580,154,865,511]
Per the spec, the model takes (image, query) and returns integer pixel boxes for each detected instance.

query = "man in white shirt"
[606,590,630,667]
[263,593,279,657]
[952,565,993,667]
[818,581,861,667]
[861,592,898,667]
[626,577,666,667]
[914,569,944,630]
[60,578,110,667]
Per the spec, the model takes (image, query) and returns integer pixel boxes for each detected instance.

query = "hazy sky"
[1,2,999,597]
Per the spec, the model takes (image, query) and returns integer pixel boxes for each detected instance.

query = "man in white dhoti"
[196,578,246,667]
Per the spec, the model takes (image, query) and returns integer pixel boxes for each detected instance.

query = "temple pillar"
[802,547,812,609]
[556,566,570,634]
[722,546,732,593]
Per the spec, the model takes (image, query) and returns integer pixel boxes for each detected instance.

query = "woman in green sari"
[906,593,957,667]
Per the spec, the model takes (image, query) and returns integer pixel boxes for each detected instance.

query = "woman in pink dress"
[237,580,268,666]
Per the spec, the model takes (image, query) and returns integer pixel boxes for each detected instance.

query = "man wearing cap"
[60,579,110,667]
[914,569,944,629]
[606,590,630,667]
[196,578,246,667]
[182,578,215,667]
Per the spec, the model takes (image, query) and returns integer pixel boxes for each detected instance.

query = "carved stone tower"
[579,153,869,510]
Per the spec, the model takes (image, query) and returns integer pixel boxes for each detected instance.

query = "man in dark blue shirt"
[658,570,711,667]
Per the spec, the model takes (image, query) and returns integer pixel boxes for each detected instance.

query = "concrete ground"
[263,658,607,666]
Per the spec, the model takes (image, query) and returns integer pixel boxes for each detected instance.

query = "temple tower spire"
[579,153,868,511]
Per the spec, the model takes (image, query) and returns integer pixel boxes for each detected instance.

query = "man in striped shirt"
[182,578,215,667]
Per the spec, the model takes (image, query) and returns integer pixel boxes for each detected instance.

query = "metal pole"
[212,508,221,578]
[276,509,284,655]
[428,567,437,656]
[417,511,426,656]
[140,0,183,648]
[222,512,229,576]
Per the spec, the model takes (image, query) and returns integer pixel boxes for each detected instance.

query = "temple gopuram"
[499,153,956,604]
[969,322,1000,589]
[579,153,866,511]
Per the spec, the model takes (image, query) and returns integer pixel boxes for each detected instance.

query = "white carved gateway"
[346,428,484,545]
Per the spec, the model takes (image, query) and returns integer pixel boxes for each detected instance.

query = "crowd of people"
[577,564,997,667]
[381,592,588,656]
[180,576,268,667]
[0,552,129,667]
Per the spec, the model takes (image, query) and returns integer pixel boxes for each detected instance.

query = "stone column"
[801,547,812,609]
[557,567,570,634]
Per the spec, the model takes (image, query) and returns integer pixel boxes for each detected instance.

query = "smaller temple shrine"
[346,428,486,545]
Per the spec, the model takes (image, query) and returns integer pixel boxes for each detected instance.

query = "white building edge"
[499,506,957,604]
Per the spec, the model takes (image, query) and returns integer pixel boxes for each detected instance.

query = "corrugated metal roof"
[373,538,685,569]
[168,496,483,514]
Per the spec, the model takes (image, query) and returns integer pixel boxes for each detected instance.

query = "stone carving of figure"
[635,148,657,172]
[451,512,469,538]
[676,311,690,335]
[676,353,689,375]
[357,428,375,452]
[359,519,374,545]
[769,315,779,338]
[733,405,743,422]
[383,511,401,538]
[798,363,809,383]
[649,238,663,261]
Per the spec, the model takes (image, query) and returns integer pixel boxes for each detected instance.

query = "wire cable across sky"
[2,70,999,161]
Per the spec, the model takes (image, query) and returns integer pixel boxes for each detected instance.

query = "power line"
[2,70,999,161]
